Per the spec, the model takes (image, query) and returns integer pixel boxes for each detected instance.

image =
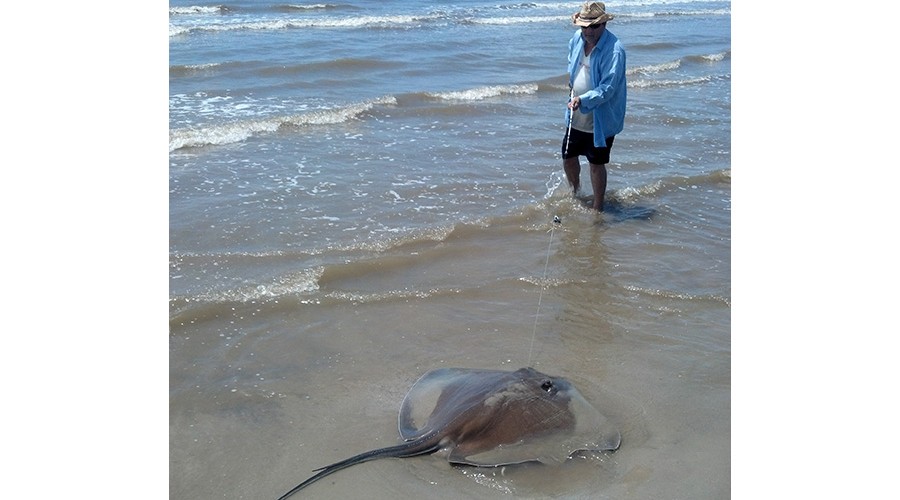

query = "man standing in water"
[563,2,627,211]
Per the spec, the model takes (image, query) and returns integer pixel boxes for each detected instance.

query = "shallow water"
[170,1,730,498]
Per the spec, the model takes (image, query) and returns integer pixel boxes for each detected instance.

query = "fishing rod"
[563,86,575,159]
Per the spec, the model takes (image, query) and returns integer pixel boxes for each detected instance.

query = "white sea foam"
[169,5,225,15]
[469,15,566,25]
[702,51,728,62]
[602,7,730,19]
[186,267,324,303]
[168,62,222,75]
[287,96,396,125]
[323,288,447,304]
[170,14,435,37]
[628,76,711,89]
[430,84,538,101]
[169,25,190,37]
[286,4,335,10]
[614,181,665,202]
[185,62,220,70]
[544,171,565,199]
[623,284,730,307]
[169,96,396,151]
[238,268,324,300]
[290,15,429,28]
[628,60,681,75]
[169,122,257,151]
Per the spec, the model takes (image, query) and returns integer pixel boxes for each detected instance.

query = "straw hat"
[572,2,615,27]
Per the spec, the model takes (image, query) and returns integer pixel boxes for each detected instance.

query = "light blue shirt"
[566,29,627,147]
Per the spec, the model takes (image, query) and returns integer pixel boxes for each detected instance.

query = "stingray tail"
[276,437,442,500]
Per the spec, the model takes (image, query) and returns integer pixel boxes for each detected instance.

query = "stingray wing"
[398,368,514,440]
[399,367,621,467]
[447,380,619,466]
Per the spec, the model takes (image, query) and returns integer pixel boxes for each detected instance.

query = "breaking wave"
[169,96,397,151]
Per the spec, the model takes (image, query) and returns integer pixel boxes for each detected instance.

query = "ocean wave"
[169,1,731,37]
[497,2,545,10]
[429,84,539,101]
[467,8,728,25]
[322,288,458,304]
[623,8,731,18]
[169,5,227,15]
[679,169,731,186]
[628,60,681,76]
[627,51,727,77]
[672,8,732,17]
[518,275,572,288]
[169,119,271,151]
[173,266,324,305]
[172,281,460,311]
[169,96,396,151]
[623,284,730,307]
[330,223,460,255]
[628,76,713,89]
[467,15,566,25]
[613,181,666,202]
[612,169,730,203]
[169,62,222,77]
[692,51,730,63]
[170,236,468,308]
[168,69,718,149]
[280,3,345,11]
[170,14,437,37]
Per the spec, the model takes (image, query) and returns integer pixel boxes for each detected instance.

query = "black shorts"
[562,129,615,165]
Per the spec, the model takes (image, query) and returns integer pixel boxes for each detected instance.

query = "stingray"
[277,367,620,499]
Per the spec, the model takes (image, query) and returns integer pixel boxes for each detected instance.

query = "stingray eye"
[541,380,555,393]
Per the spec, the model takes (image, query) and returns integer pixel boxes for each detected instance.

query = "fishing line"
[528,89,571,364]
[528,215,561,366]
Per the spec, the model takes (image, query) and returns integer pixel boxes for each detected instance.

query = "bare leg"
[563,156,581,195]
[589,162,607,211]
